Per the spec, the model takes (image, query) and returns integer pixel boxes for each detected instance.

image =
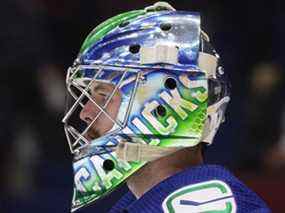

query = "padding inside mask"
[208,79,228,106]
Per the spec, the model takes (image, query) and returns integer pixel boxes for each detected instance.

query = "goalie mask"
[62,2,230,212]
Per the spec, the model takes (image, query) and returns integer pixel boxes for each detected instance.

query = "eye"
[98,91,112,101]
[91,83,114,101]
[98,92,108,97]
[91,87,109,97]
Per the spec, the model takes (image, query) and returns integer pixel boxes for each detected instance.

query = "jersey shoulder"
[161,165,271,213]
[110,165,271,213]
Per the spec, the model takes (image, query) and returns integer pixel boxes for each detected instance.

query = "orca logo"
[162,180,236,213]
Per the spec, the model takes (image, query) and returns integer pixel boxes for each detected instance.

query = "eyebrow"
[92,84,106,91]
[92,83,114,94]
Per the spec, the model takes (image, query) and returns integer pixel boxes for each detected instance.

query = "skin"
[80,81,204,199]
[79,81,122,140]
[127,145,203,198]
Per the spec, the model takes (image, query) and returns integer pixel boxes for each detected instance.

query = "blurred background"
[1,0,285,212]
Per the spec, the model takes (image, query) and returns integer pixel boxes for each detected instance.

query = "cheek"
[95,95,121,130]
[96,92,122,134]
[106,90,122,118]
[107,96,121,119]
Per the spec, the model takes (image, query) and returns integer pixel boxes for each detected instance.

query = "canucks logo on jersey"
[162,180,237,213]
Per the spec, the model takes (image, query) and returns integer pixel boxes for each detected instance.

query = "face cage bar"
[62,64,141,154]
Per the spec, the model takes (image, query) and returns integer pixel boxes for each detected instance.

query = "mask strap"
[115,141,181,162]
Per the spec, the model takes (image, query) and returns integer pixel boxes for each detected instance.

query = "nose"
[79,100,98,124]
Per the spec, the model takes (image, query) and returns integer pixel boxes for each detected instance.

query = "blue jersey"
[109,164,270,213]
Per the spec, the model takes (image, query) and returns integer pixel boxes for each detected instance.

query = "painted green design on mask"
[80,10,146,54]
[72,160,145,212]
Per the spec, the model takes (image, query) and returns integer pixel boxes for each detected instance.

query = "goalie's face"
[79,82,122,141]
[63,66,139,154]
